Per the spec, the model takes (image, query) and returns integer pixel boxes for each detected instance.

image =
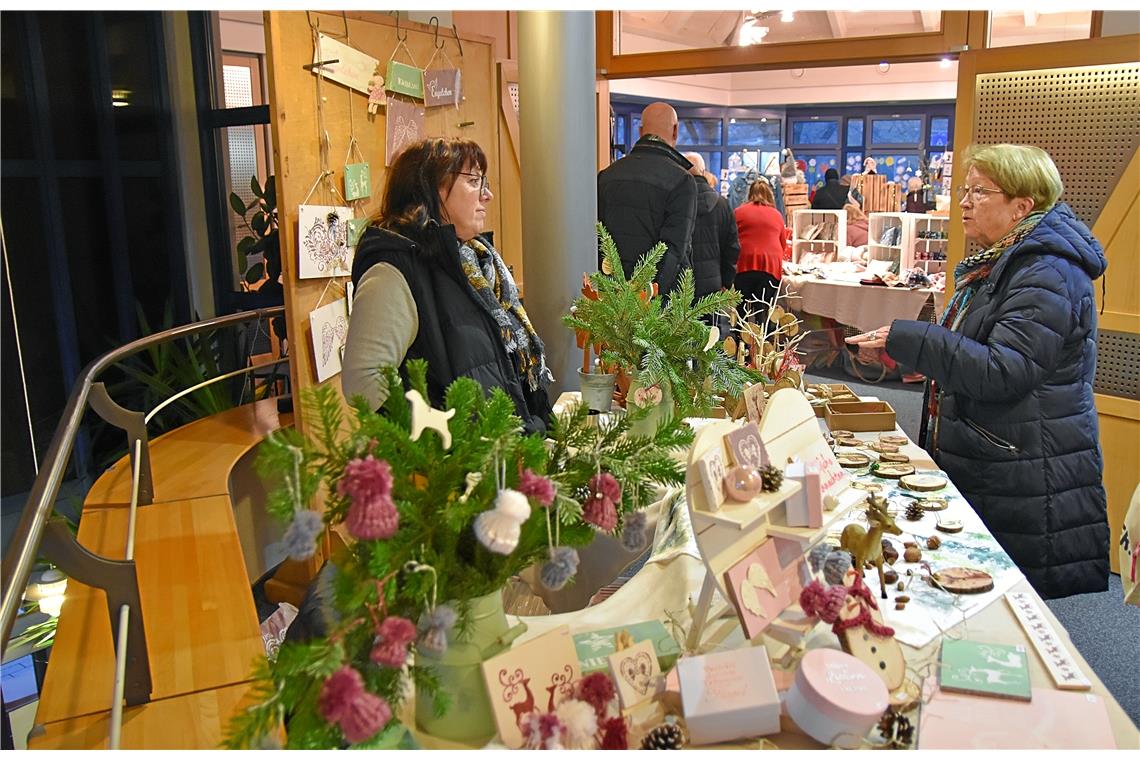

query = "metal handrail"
[0,306,286,654]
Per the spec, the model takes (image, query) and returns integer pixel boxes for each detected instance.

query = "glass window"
[870,153,922,185]
[844,152,864,175]
[691,151,723,178]
[846,118,864,146]
[801,153,840,189]
[728,118,781,146]
[631,115,642,141]
[791,119,839,146]
[613,114,627,147]
[929,116,949,147]
[677,118,722,146]
[988,10,1091,48]
[870,118,923,145]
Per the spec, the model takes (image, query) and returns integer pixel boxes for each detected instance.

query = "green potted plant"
[563,224,760,432]
[231,175,278,288]
[224,360,691,749]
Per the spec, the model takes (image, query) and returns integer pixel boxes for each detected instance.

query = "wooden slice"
[879,434,909,446]
[865,441,900,454]
[830,429,856,439]
[899,473,948,492]
[850,481,884,493]
[835,437,865,447]
[874,463,916,479]
[837,452,872,468]
[879,452,910,464]
[927,566,993,594]
[916,497,948,512]
[935,517,964,533]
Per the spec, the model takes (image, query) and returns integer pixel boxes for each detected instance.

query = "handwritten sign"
[423,68,461,107]
[385,60,424,100]
[311,34,379,97]
[385,97,423,167]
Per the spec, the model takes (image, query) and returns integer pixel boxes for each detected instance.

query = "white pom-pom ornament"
[473,488,531,555]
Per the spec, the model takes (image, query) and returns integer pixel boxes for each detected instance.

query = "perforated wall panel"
[1095,330,1140,400]
[973,64,1140,228]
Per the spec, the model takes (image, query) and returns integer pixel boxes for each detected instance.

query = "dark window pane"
[60,178,120,364]
[631,115,641,140]
[1,177,66,496]
[123,176,177,331]
[870,118,923,145]
[929,116,949,147]
[791,120,838,146]
[39,12,101,160]
[870,153,921,185]
[689,151,722,178]
[1,16,35,161]
[106,12,162,161]
[728,119,781,146]
[801,153,839,189]
[613,114,626,146]
[844,152,864,175]
[677,118,722,146]
[846,118,864,147]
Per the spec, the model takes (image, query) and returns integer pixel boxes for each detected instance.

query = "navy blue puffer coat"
[887,203,1109,599]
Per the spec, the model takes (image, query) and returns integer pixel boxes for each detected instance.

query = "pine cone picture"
[759,464,783,493]
[640,722,686,750]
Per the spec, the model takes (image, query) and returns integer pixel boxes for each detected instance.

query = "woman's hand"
[845,325,890,363]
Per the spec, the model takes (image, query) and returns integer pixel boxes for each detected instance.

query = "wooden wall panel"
[264,12,500,433]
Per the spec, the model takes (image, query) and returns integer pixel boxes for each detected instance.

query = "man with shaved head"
[598,101,697,296]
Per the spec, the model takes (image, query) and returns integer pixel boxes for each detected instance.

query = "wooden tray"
[824,400,897,432]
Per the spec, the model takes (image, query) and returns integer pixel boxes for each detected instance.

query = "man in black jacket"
[811,168,847,210]
[597,102,697,296]
[682,152,739,299]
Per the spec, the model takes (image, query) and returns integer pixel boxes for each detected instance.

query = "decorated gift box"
[573,620,681,675]
[677,645,781,745]
[784,648,889,748]
[783,459,823,528]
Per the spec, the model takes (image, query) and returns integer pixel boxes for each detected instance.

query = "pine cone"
[904,502,925,521]
[640,722,686,750]
[877,710,915,748]
[759,465,783,493]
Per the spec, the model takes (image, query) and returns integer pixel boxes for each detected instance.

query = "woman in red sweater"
[733,179,787,320]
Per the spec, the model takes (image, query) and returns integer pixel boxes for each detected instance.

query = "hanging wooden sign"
[312,34,379,97]
[386,97,424,166]
[344,161,371,201]
[423,67,461,107]
[386,60,424,100]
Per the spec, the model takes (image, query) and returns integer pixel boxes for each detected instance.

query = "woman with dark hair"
[733,178,787,322]
[342,138,553,434]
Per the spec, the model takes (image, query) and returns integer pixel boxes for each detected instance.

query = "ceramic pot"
[414,590,527,744]
[577,368,616,413]
[626,377,673,438]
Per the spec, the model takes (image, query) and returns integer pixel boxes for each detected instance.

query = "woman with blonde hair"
[733,179,786,321]
[844,203,868,247]
[847,144,1108,598]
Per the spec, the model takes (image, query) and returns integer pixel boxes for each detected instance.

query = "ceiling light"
[760,117,768,122]
[790,68,805,79]
[877,61,891,74]
[780,10,794,23]
[939,58,952,69]
[730,118,737,124]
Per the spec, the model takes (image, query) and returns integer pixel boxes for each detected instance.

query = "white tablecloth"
[782,274,946,333]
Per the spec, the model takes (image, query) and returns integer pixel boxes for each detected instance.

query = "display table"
[405,395,1137,750]
[781,272,945,333]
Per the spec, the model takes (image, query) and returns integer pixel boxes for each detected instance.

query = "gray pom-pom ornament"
[540,546,580,590]
[823,550,853,586]
[621,511,648,552]
[417,604,458,654]
[284,510,324,560]
[808,542,836,574]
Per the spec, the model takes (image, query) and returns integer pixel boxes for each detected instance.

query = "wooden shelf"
[690,479,801,533]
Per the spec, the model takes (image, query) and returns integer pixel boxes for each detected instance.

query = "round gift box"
[786,648,889,748]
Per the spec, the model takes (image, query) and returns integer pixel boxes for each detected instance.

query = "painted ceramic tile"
[939,639,1031,701]
[309,298,348,382]
[298,204,354,279]
[386,97,425,167]
[607,638,662,710]
[481,626,580,749]
[423,67,461,107]
[743,383,767,425]
[385,60,424,99]
[722,539,804,639]
[344,161,371,201]
[724,422,769,469]
[694,446,727,512]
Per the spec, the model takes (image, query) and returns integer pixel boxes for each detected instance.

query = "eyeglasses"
[454,171,490,195]
[955,184,1006,202]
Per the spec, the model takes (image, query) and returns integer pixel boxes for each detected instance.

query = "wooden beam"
[1090,11,1104,38]
[824,11,846,40]
[966,10,990,50]
[596,10,613,74]
[968,33,1139,73]
[920,10,942,33]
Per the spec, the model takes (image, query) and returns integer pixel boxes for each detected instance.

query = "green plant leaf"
[230,192,247,216]
[251,175,263,198]
[237,236,257,255]
[245,263,265,284]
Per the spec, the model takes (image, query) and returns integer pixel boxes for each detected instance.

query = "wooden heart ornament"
[620,651,655,696]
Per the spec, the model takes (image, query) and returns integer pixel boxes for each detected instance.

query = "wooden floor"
[29,399,290,749]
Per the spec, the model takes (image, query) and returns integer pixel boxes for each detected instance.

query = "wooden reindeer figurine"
[840,494,902,599]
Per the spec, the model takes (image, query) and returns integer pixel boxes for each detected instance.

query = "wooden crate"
[783,182,809,225]
[852,174,900,213]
